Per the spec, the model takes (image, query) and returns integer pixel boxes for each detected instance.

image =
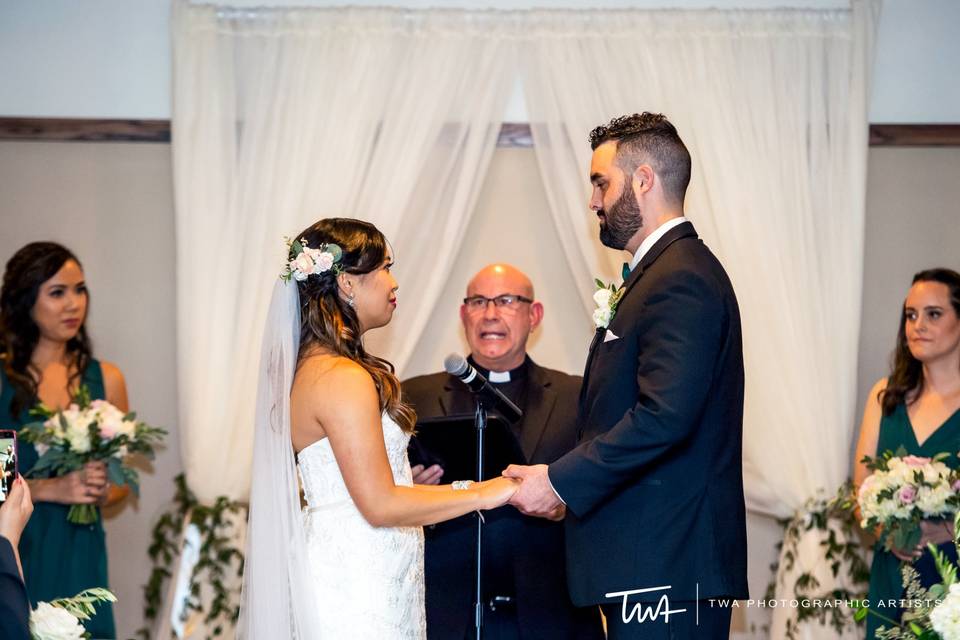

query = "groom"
[505,113,748,639]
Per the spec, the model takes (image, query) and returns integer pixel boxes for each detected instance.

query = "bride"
[238,218,519,639]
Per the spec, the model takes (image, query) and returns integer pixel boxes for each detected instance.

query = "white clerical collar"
[628,216,688,272]
[488,370,511,383]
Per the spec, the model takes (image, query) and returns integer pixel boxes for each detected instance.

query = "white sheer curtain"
[172,1,513,505]
[170,3,512,635]
[522,3,878,638]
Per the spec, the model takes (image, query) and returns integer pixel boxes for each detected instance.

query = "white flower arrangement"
[932,582,960,640]
[858,449,960,553]
[592,278,625,328]
[281,237,343,283]
[30,588,116,640]
[19,387,166,524]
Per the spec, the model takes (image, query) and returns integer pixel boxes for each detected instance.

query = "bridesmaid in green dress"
[0,242,130,638]
[853,268,960,639]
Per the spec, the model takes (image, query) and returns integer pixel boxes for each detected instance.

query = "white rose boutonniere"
[592,278,625,329]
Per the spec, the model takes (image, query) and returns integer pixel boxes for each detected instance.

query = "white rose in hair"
[294,253,315,277]
[30,602,86,640]
[314,252,335,273]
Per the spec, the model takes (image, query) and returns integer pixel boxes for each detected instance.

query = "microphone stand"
[471,396,487,640]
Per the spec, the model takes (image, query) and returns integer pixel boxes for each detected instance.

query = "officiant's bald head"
[460,264,543,372]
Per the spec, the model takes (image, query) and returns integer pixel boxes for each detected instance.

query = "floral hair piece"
[281,237,344,283]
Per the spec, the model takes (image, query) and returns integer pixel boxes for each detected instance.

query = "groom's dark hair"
[589,112,691,207]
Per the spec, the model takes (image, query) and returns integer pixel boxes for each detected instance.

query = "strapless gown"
[296,413,426,638]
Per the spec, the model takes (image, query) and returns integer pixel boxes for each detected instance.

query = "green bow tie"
[622,262,632,282]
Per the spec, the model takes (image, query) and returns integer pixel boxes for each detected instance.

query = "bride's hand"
[476,476,520,510]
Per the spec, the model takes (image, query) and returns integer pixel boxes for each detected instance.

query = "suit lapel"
[577,221,699,415]
[578,327,606,408]
[618,220,698,302]
[518,364,557,462]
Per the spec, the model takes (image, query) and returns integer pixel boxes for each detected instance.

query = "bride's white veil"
[238,279,322,638]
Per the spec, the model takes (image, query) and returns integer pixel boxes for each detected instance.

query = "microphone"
[443,353,524,424]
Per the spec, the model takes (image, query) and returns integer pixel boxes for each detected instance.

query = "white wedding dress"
[296,413,427,639]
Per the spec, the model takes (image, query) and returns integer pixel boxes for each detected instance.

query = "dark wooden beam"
[2,118,959,147]
[869,124,960,147]
[0,117,170,143]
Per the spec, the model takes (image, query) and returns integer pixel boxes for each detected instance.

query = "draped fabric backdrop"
[170,1,876,637]
[522,4,878,637]
[172,2,514,506]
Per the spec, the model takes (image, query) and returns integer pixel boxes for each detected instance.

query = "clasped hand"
[412,462,564,519]
[501,464,565,521]
[56,461,111,505]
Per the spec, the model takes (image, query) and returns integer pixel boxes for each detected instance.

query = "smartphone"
[0,430,17,503]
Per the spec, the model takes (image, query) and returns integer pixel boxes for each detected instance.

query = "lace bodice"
[297,412,414,508]
[295,413,426,639]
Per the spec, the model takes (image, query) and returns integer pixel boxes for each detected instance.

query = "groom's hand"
[502,464,563,519]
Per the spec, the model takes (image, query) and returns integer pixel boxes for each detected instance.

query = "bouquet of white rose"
[18,386,166,524]
[30,588,116,640]
[858,448,960,554]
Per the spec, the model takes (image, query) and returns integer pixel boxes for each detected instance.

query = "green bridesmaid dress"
[866,402,960,639]
[0,360,116,638]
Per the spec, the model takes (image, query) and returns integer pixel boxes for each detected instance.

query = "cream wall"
[0,141,179,638]
[856,147,960,419]
[1,141,959,636]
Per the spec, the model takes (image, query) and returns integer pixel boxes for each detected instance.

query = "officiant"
[403,264,603,640]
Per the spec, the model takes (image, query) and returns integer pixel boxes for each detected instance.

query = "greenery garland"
[766,481,872,639]
[137,473,245,639]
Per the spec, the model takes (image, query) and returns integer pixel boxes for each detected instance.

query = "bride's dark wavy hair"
[879,267,960,416]
[292,218,416,433]
[0,242,92,419]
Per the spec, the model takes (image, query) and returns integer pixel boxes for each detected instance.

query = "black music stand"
[409,412,525,639]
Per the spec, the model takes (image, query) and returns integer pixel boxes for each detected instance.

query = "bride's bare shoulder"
[295,353,375,395]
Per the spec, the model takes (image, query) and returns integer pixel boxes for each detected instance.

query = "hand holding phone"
[0,475,32,547]
[0,430,17,503]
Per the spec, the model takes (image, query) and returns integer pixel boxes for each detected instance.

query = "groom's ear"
[631,164,654,199]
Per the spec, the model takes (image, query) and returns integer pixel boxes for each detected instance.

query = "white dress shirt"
[627,215,689,273]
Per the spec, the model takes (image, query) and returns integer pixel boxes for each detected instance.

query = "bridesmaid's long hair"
[292,218,415,433]
[879,268,960,416]
[0,242,93,419]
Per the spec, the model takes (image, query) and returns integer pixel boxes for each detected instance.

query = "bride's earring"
[347,292,355,308]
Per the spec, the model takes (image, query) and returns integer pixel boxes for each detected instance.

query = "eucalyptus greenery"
[137,474,245,639]
[47,587,117,622]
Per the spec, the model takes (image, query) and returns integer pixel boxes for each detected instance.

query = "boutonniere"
[592,278,625,328]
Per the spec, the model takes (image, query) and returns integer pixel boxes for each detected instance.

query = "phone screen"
[0,432,16,503]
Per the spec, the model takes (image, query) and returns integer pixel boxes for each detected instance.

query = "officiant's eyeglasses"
[463,294,534,313]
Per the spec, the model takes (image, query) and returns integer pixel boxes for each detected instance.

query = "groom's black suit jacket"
[403,360,603,640]
[549,221,749,606]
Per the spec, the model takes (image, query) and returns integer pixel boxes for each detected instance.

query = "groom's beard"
[598,187,642,250]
